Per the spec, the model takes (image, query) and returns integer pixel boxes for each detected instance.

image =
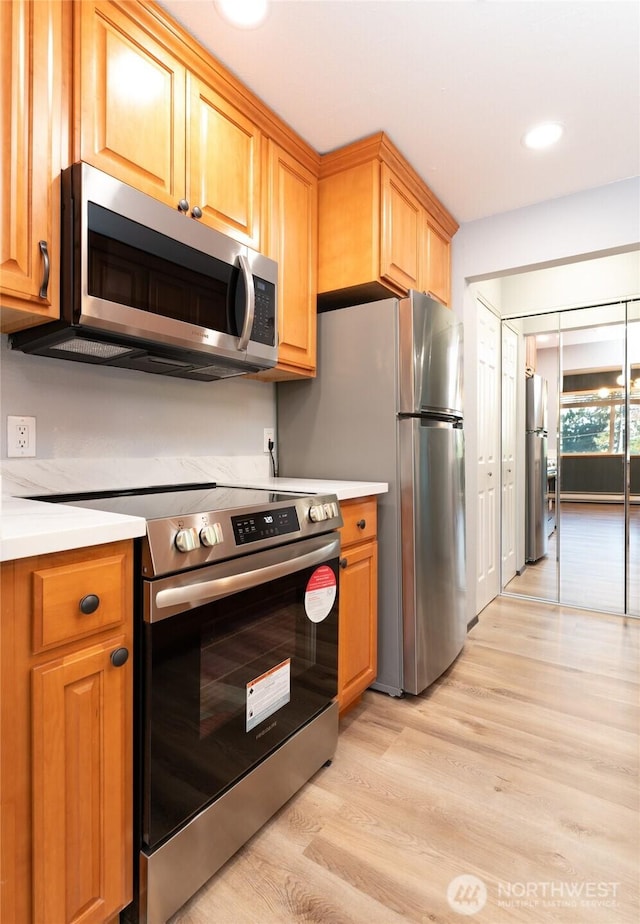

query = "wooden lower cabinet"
[337,497,378,715]
[0,541,133,924]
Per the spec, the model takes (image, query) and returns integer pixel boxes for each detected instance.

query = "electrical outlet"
[7,415,36,458]
[263,428,275,453]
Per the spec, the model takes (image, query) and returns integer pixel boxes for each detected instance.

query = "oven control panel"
[144,492,343,576]
[232,507,300,545]
[309,501,340,522]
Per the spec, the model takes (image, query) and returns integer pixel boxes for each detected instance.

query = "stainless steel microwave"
[11,163,278,380]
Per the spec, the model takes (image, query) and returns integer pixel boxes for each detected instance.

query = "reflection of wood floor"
[505,502,640,615]
[169,595,639,924]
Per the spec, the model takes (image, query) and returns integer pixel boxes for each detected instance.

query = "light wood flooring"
[169,595,640,924]
[504,502,640,615]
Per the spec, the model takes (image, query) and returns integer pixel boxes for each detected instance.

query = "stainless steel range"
[40,483,343,924]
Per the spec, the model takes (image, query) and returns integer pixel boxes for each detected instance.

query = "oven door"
[141,532,340,850]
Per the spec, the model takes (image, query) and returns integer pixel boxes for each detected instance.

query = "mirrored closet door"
[501,300,640,617]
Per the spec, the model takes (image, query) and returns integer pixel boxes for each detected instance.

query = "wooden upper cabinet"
[76,1,186,205]
[76,1,262,247]
[255,141,318,380]
[422,218,451,307]
[380,163,422,292]
[188,75,261,248]
[0,0,65,333]
[318,132,458,310]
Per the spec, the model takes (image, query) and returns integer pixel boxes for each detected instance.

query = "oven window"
[143,558,338,849]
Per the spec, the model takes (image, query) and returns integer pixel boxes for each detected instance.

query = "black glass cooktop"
[31,483,307,521]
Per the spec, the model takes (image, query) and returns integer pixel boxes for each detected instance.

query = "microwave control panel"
[251,277,276,345]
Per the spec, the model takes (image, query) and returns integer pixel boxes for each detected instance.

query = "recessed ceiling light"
[522,122,564,150]
[215,0,269,29]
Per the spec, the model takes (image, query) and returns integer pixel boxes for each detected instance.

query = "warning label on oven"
[246,659,291,732]
[304,565,337,623]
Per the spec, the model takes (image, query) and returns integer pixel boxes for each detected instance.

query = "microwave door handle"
[236,254,255,351]
[151,537,340,621]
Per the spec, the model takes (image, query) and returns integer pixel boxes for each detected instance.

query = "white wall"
[501,251,640,316]
[452,176,640,623]
[0,336,276,459]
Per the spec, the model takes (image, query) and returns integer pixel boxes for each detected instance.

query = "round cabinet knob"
[79,593,100,615]
[309,505,326,522]
[111,647,129,668]
[175,527,200,552]
[191,205,203,219]
[339,558,348,569]
[356,519,366,530]
[200,523,222,547]
[177,199,189,213]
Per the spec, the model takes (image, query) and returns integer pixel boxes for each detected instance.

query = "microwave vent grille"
[55,339,133,359]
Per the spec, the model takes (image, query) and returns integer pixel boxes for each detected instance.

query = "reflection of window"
[561,385,640,453]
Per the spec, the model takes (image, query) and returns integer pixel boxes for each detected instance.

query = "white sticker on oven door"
[305,565,337,623]
[246,659,291,732]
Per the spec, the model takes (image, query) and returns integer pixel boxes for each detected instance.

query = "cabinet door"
[380,163,422,293]
[261,141,317,379]
[31,635,132,924]
[76,0,186,204]
[0,0,62,332]
[338,540,378,713]
[423,219,451,306]
[188,74,261,247]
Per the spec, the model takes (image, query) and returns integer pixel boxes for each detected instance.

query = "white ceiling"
[158,0,640,224]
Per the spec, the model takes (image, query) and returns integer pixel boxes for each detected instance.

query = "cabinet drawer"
[32,553,128,652]
[339,498,377,547]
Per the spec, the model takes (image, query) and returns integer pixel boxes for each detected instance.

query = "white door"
[476,300,501,614]
[501,324,518,583]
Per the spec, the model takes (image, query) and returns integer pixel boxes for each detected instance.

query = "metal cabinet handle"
[38,241,50,298]
[79,593,100,615]
[177,199,189,213]
[339,558,348,569]
[110,647,129,668]
[356,519,366,529]
[191,205,203,219]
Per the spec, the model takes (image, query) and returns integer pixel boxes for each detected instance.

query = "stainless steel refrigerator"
[276,292,466,696]
[525,374,549,562]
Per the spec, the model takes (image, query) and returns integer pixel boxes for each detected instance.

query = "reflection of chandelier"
[615,374,640,389]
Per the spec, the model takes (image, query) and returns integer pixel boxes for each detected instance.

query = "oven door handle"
[151,537,339,621]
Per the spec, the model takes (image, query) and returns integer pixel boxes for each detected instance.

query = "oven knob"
[309,504,326,522]
[200,523,222,547]
[175,527,200,552]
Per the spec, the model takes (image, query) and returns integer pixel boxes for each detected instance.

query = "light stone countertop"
[0,496,147,562]
[0,468,388,562]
